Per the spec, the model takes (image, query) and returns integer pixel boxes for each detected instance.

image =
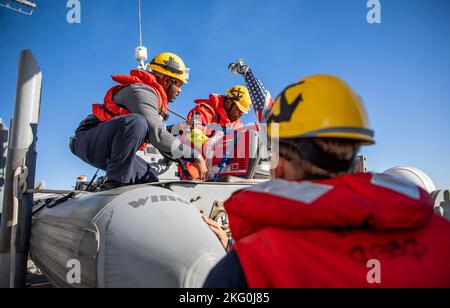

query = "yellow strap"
[188,128,210,148]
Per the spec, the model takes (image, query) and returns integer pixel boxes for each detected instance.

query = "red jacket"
[187,94,242,136]
[225,173,450,288]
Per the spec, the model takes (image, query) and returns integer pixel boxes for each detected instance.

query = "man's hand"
[203,216,228,250]
[193,156,208,180]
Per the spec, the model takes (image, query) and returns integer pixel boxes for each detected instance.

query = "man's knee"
[122,114,148,137]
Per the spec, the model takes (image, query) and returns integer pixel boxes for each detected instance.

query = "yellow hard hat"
[226,86,252,114]
[148,52,190,84]
[268,75,375,144]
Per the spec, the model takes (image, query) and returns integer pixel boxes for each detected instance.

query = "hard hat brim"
[268,126,376,145]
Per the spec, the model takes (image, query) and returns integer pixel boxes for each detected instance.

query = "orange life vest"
[92,70,168,123]
[181,95,243,180]
[92,70,168,151]
[187,94,243,134]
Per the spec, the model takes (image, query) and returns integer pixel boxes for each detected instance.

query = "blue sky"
[0,0,449,189]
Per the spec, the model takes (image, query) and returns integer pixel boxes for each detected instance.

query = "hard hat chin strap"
[281,139,357,174]
[169,78,179,92]
[163,77,177,94]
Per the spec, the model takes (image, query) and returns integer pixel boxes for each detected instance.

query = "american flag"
[245,69,274,123]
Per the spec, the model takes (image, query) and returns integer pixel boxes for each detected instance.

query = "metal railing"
[0,0,37,16]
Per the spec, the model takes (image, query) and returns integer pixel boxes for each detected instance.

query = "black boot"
[96,180,126,192]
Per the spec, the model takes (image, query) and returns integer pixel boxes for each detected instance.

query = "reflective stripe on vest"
[247,179,334,204]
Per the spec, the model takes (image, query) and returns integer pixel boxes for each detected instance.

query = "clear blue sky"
[0,0,449,189]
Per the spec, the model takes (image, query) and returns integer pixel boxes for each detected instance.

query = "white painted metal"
[0,50,42,288]
[383,166,436,194]
[0,119,8,215]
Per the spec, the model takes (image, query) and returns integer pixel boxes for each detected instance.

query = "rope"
[86,169,100,192]
[214,130,240,182]
[27,189,90,195]
[168,108,188,121]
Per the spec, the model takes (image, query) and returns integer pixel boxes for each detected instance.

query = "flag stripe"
[244,69,274,122]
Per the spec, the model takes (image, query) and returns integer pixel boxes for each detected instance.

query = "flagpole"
[229,59,273,179]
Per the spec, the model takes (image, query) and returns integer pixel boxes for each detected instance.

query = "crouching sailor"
[180,85,252,180]
[71,52,207,190]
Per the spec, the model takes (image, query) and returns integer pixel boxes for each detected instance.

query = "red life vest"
[225,173,450,288]
[187,94,242,134]
[92,70,168,123]
[92,70,168,151]
[180,95,243,181]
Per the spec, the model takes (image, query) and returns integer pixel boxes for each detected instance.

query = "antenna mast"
[138,0,142,47]
[135,0,148,70]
